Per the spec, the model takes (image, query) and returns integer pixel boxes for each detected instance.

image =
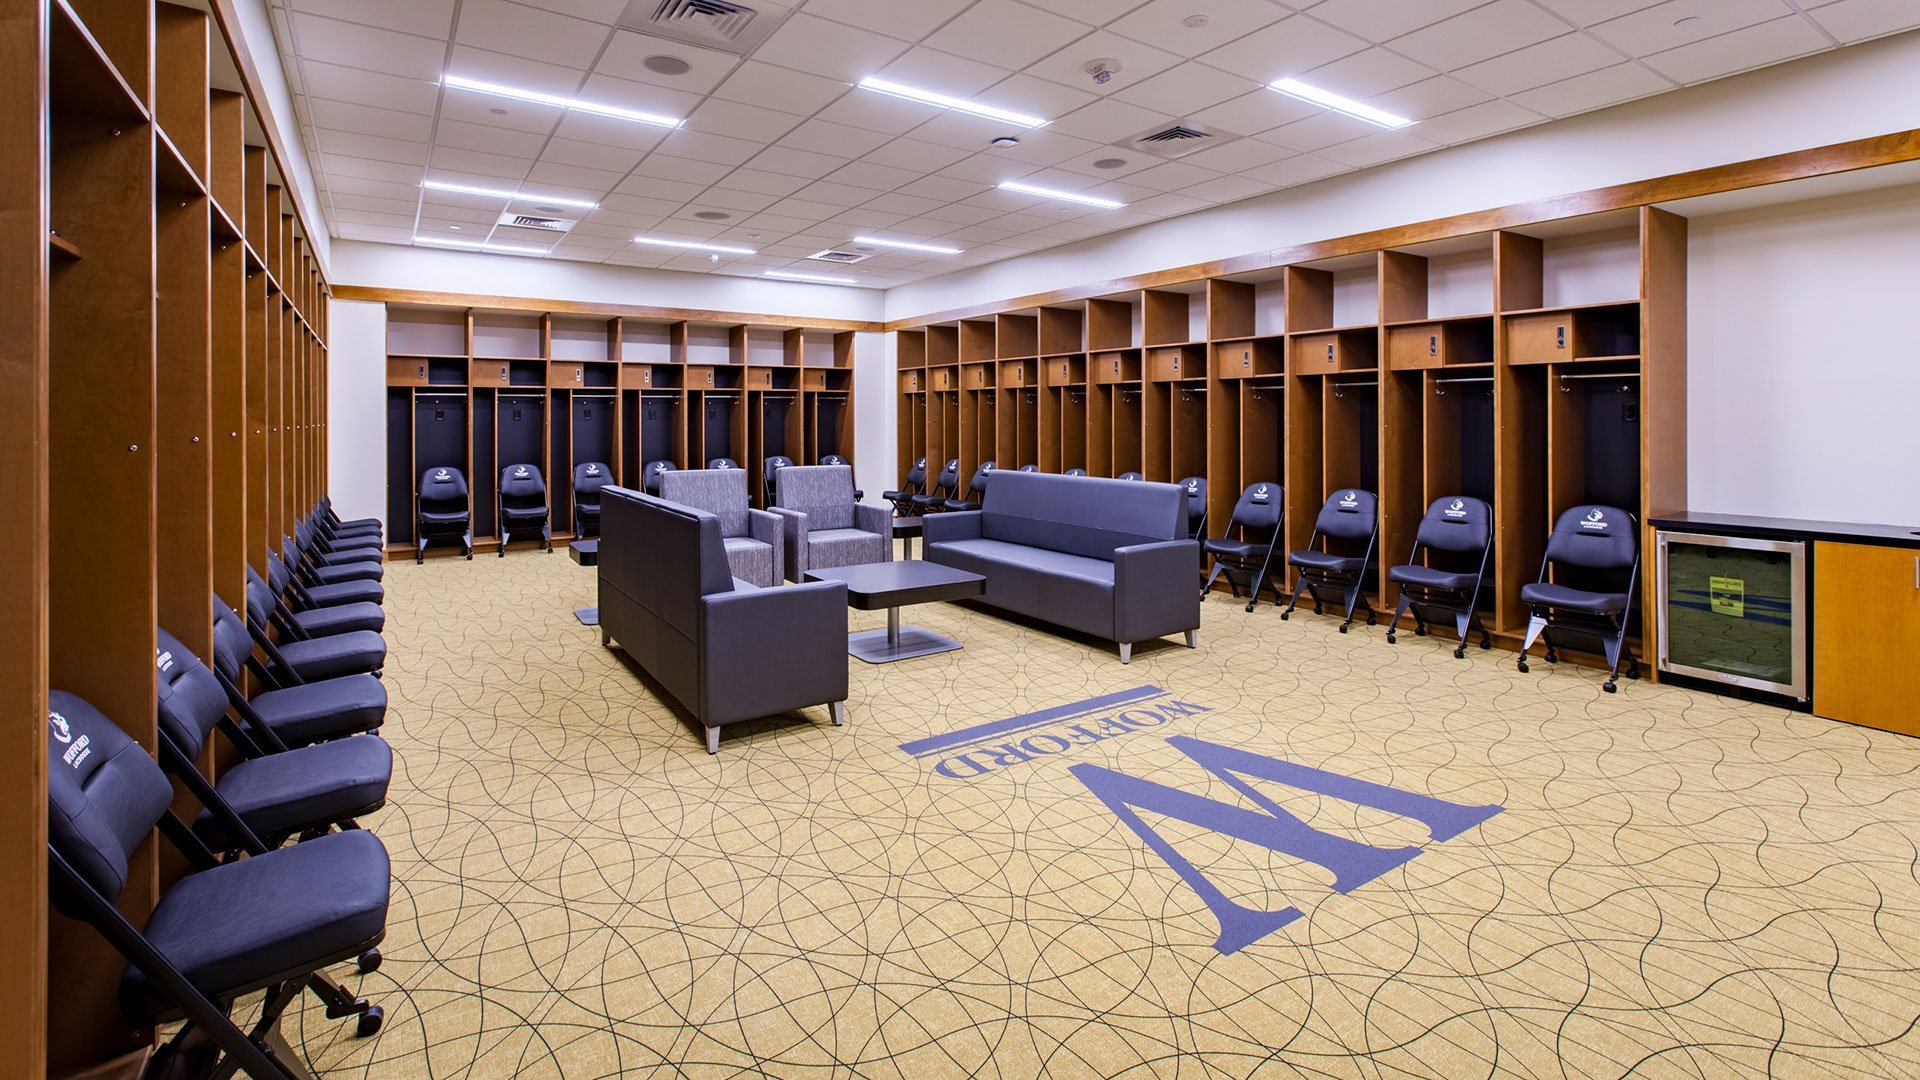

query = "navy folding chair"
[707,457,738,471]
[574,461,612,538]
[1018,464,1038,472]
[1117,471,1143,482]
[1386,496,1493,657]
[884,457,928,516]
[498,463,552,555]
[1178,476,1208,540]
[270,549,382,608]
[1282,489,1379,632]
[1518,504,1642,692]
[945,460,995,511]
[259,560,383,636]
[762,455,794,507]
[213,600,387,747]
[1202,482,1284,611]
[417,465,472,562]
[245,578,385,682]
[642,459,675,495]
[913,458,961,514]
[1064,467,1088,477]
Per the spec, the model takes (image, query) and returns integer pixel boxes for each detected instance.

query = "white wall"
[327,299,388,529]
[1686,183,1920,525]
[851,331,894,506]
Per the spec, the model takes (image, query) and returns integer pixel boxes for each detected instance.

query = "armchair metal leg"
[705,726,720,754]
[829,700,846,726]
[1118,642,1132,664]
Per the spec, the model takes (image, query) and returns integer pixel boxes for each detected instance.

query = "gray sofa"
[771,464,891,581]
[659,467,782,587]
[923,472,1201,663]
[598,486,849,753]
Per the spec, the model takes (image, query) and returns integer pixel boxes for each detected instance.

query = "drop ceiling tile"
[550,112,674,152]
[1236,153,1352,187]
[899,174,992,202]
[752,11,911,82]
[428,145,535,182]
[745,146,853,180]
[333,207,419,228]
[315,127,432,166]
[1587,0,1795,58]
[330,191,420,216]
[1313,128,1438,167]
[435,117,550,159]
[1308,0,1499,39]
[307,98,435,141]
[1299,47,1439,99]
[1509,60,1672,116]
[437,91,565,134]
[714,169,815,198]
[1052,148,1161,179]
[574,73,705,119]
[1178,172,1272,203]
[763,197,860,220]
[446,45,586,97]
[683,97,809,142]
[1027,30,1183,96]
[935,152,1036,185]
[915,201,1007,224]
[1388,0,1570,71]
[1015,0,1144,27]
[1120,159,1223,193]
[416,200,505,225]
[653,128,765,166]
[739,213,818,234]
[297,59,441,115]
[861,137,974,171]
[1256,110,1381,152]
[287,12,447,81]
[538,137,646,174]
[1451,33,1624,97]
[813,91,944,136]
[975,128,1102,168]
[1640,14,1827,83]
[522,161,625,194]
[907,108,1037,150]
[791,180,886,207]
[1528,0,1666,24]
[710,61,852,115]
[509,0,629,23]
[778,118,898,159]
[824,160,926,192]
[1807,0,1920,43]
[1175,136,1300,174]
[321,153,428,184]
[337,223,415,241]
[1402,97,1543,142]
[616,166,714,197]
[594,30,742,95]
[455,0,608,68]
[859,191,952,216]
[872,46,1018,97]
[1187,88,1321,136]
[1365,75,1491,122]
[1110,62,1263,116]
[287,0,457,39]
[1045,97,1177,143]
[1106,0,1287,58]
[827,207,912,228]
[1200,15,1369,83]
[923,0,1092,68]
[325,174,425,202]
[803,0,977,41]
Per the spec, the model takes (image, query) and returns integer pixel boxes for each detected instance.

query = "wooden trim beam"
[887,128,1920,330]
[333,284,886,333]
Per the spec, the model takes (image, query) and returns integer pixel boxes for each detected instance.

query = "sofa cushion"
[934,539,1113,585]
[930,539,1116,639]
[978,472,1182,561]
[775,465,856,531]
[806,527,886,571]
[722,535,776,587]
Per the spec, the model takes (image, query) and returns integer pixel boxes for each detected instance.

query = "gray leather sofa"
[598,486,849,753]
[923,471,1201,663]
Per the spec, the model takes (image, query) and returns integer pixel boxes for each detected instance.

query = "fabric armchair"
[771,464,890,581]
[659,468,783,587]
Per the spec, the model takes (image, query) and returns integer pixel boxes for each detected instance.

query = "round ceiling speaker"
[643,55,692,76]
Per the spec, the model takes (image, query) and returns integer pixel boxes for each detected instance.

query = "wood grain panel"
[333,284,884,333]
[155,191,214,660]
[1813,542,1920,736]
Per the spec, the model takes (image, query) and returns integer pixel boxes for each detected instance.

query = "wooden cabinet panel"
[803,369,828,391]
[387,358,430,385]
[1042,356,1083,387]
[1507,312,1571,365]
[1814,541,1920,736]
[469,360,511,386]
[1089,352,1139,384]
[1387,325,1445,370]
[964,363,993,389]
[928,367,953,391]
[687,365,718,388]
[1291,332,1352,373]
[548,361,584,387]
[744,367,773,390]
[1147,348,1187,381]
[899,370,921,393]
[999,360,1029,387]
[620,363,655,389]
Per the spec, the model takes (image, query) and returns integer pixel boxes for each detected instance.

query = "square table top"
[804,560,984,611]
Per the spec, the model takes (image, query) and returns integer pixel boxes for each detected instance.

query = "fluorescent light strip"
[422,179,597,209]
[1267,78,1412,129]
[857,77,1047,128]
[853,235,963,255]
[764,270,857,284]
[634,236,756,255]
[444,74,681,128]
[413,235,549,256]
[996,180,1126,209]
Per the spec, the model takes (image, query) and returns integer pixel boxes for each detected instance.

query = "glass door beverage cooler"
[1655,530,1807,702]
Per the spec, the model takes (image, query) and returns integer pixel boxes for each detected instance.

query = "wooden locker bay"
[385,305,860,554]
[895,206,1685,660]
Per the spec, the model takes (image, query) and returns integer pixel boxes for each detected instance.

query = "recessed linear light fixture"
[765,270,857,284]
[634,236,756,255]
[857,77,1047,128]
[852,235,963,255]
[443,74,682,128]
[1266,78,1412,129]
[422,179,598,209]
[414,235,548,256]
[996,180,1126,209]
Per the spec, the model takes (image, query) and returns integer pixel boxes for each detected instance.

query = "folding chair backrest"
[46,691,173,907]
[1230,482,1283,533]
[242,577,276,632]
[210,600,252,684]
[763,455,793,492]
[1019,464,1038,472]
[265,553,292,595]
[1117,472,1143,482]
[933,458,960,495]
[1416,496,1491,554]
[1314,489,1378,540]
[968,461,995,494]
[901,457,927,490]
[820,454,850,468]
[1064,467,1088,477]
[707,457,738,471]
[419,467,468,512]
[1544,504,1636,571]
[574,462,612,502]
[500,464,546,509]
[1178,476,1208,536]
[155,629,230,762]
[642,460,674,495]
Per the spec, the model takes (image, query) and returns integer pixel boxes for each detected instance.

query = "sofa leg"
[600,628,610,647]
[1118,642,1132,665]
[1185,629,1197,649]
[829,700,846,726]
[705,727,720,755]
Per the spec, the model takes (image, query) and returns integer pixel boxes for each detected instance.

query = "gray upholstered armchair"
[658,468,783,587]
[598,487,849,754]
[771,464,890,580]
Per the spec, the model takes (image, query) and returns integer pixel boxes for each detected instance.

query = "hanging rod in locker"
[1331,380,1378,398]
[639,391,682,401]
[496,391,548,398]
[1432,377,1493,395]
[572,390,617,399]
[1558,371,1641,392]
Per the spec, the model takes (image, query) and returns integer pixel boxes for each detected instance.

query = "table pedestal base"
[848,608,961,663]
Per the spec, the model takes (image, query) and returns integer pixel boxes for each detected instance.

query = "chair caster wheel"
[1413,625,1425,637]
[1386,633,1397,644]
[359,949,382,974]
[1338,624,1348,634]
[1544,651,1557,664]
[1280,611,1290,621]
[1244,602,1255,613]
[1453,647,1466,659]
[1603,682,1617,694]
[1517,661,1529,673]
[357,1005,384,1038]
[1481,640,1492,650]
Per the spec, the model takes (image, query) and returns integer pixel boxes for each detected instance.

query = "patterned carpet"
[281,547,1920,1078]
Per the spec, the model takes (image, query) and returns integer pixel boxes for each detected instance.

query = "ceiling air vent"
[808,249,870,264]
[618,0,791,57]
[1125,120,1238,160]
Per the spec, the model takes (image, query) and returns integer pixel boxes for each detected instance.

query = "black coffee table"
[805,561,985,663]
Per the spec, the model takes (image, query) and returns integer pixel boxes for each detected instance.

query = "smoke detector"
[1084,58,1122,85]
[617,0,792,57]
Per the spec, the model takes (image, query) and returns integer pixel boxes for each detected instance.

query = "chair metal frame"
[1282,490,1379,632]
[1385,497,1494,658]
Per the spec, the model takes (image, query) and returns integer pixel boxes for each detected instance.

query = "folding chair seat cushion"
[1518,581,1629,614]
[309,559,383,585]
[119,828,389,1026]
[1289,549,1367,574]
[331,519,383,535]
[1203,536,1266,559]
[192,735,392,849]
[274,631,385,682]
[248,675,386,746]
[306,578,384,607]
[290,601,384,637]
[308,546,383,568]
[320,529,385,551]
[1388,563,1481,592]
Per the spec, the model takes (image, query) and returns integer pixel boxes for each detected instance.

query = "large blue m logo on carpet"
[1072,735,1502,954]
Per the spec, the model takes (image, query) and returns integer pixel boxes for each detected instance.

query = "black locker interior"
[385,389,413,544]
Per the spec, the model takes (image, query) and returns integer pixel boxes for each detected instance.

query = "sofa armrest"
[1112,539,1203,642]
[854,502,893,561]
[699,580,848,727]
[747,507,785,585]
[771,506,807,582]
[923,510,982,545]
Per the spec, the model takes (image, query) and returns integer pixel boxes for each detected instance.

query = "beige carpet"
[283,548,1920,1078]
